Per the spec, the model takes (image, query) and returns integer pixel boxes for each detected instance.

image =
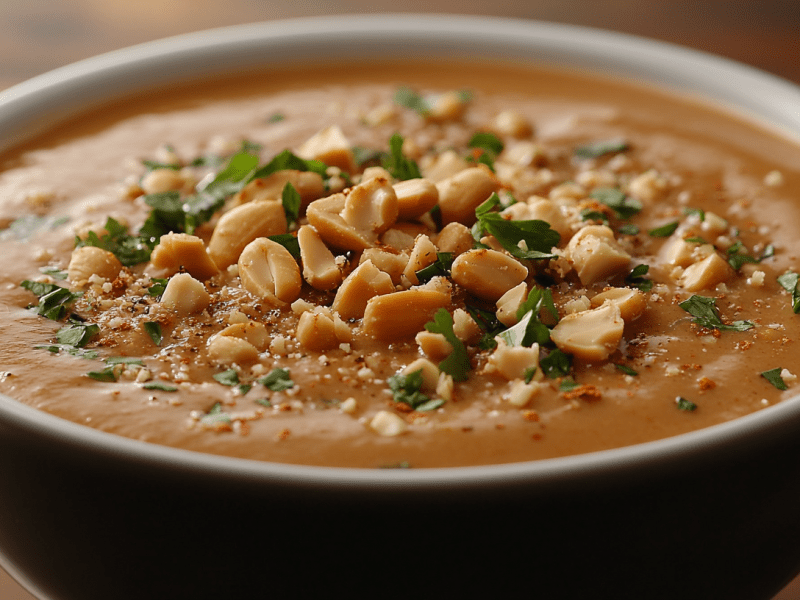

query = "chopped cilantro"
[676,397,697,411]
[678,295,754,331]
[424,308,471,381]
[351,146,384,167]
[648,221,679,237]
[143,321,162,346]
[281,182,301,227]
[251,148,328,180]
[625,264,653,292]
[474,193,560,260]
[259,367,294,391]
[540,348,572,379]
[382,133,421,181]
[0,214,69,241]
[590,188,642,220]
[147,277,169,298]
[468,132,504,170]
[387,369,431,409]
[498,288,558,348]
[574,139,629,159]
[559,377,580,392]
[580,209,609,225]
[393,86,429,115]
[143,382,178,392]
[105,356,144,366]
[618,223,640,236]
[415,252,454,283]
[39,266,67,280]
[268,234,301,260]
[778,271,800,313]
[20,280,82,320]
[761,368,788,390]
[213,369,240,386]
[87,366,117,382]
[523,367,538,384]
[76,216,152,266]
[34,344,98,359]
[267,112,285,123]
[255,398,272,408]
[614,363,638,376]
[726,241,774,271]
[683,207,705,221]
[465,304,505,350]
[55,322,100,348]
[684,236,707,244]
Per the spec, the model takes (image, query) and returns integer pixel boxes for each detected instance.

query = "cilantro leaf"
[540,349,572,379]
[213,369,240,386]
[676,397,697,411]
[20,281,82,320]
[678,295,754,331]
[143,382,178,392]
[87,366,117,382]
[468,132,504,170]
[281,182,301,227]
[56,322,99,347]
[382,133,421,181]
[590,188,642,220]
[268,234,301,260]
[761,368,788,390]
[415,252,454,284]
[251,148,328,180]
[497,288,558,348]
[143,321,163,346]
[259,367,294,391]
[726,241,774,271]
[574,139,629,159]
[474,193,560,259]
[393,87,429,115]
[424,308,470,381]
[648,221,679,237]
[387,369,431,409]
[614,363,638,376]
[778,271,800,313]
[625,264,653,292]
[76,216,152,266]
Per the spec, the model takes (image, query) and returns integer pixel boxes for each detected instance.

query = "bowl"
[2,14,800,600]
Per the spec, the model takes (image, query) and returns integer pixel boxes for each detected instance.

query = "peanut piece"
[393,178,439,221]
[359,248,408,285]
[150,232,219,281]
[403,234,438,286]
[484,338,543,381]
[218,321,269,351]
[67,246,123,287]
[362,279,452,340]
[238,237,302,306]
[415,331,452,362]
[565,225,631,286]
[207,335,259,365]
[140,168,185,194]
[297,125,356,174]
[232,170,325,208]
[332,260,395,320]
[296,310,339,352]
[679,252,733,292]
[306,178,399,251]
[208,200,287,269]
[492,110,534,138]
[550,302,624,361]
[590,287,647,321]
[496,282,528,327]
[370,410,408,436]
[435,222,473,257]
[402,358,440,392]
[298,225,343,291]
[451,248,528,302]
[436,164,500,226]
[160,273,210,316]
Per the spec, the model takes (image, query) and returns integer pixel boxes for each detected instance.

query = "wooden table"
[1,2,798,598]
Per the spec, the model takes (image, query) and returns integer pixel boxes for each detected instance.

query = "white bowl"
[1,14,800,600]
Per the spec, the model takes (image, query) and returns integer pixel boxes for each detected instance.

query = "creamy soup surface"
[0,61,799,468]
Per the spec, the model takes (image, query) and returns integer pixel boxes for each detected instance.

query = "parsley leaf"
[676,397,697,411]
[415,252,454,283]
[424,308,471,381]
[468,132,504,170]
[614,363,638,376]
[387,369,431,409]
[618,223,640,236]
[143,321,163,346]
[590,188,642,220]
[251,148,328,180]
[497,287,558,348]
[213,369,240,386]
[56,322,99,347]
[540,349,572,379]
[761,368,788,390]
[625,264,653,292]
[678,295,754,331]
[147,277,169,298]
[648,221,679,237]
[382,133,421,181]
[574,139,629,159]
[726,241,774,271]
[474,193,560,260]
[778,271,800,313]
[76,216,152,266]
[259,367,294,391]
[20,281,82,320]
[143,382,178,392]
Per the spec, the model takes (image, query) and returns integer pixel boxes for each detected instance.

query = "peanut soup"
[1,61,799,468]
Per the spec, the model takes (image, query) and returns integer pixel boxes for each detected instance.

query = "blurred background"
[0,1,798,598]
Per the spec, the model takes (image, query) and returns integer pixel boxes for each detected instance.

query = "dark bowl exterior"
[2,15,800,600]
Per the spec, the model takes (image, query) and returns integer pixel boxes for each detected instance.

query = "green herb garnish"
[590,188,642,220]
[468,132,504,170]
[574,139,629,159]
[625,264,653,293]
[387,369,431,409]
[498,288,558,348]
[474,193,560,260]
[618,223,640,236]
[676,397,697,411]
[213,369,240,386]
[143,382,178,392]
[56,322,100,348]
[267,233,301,260]
[778,271,800,313]
[614,363,638,376]
[147,277,169,298]
[761,368,788,390]
[143,321,163,346]
[540,349,572,379]
[678,295,754,331]
[0,215,69,241]
[424,308,471,381]
[20,280,82,320]
[281,182,301,227]
[415,252,454,283]
[648,221,679,237]
[39,266,67,280]
[726,241,774,271]
[267,112,285,123]
[259,367,294,391]
[393,87,429,115]
[382,133,421,181]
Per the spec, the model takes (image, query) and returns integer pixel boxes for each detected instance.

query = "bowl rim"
[2,13,800,490]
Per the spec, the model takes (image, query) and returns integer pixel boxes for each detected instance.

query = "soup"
[1,60,799,468]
